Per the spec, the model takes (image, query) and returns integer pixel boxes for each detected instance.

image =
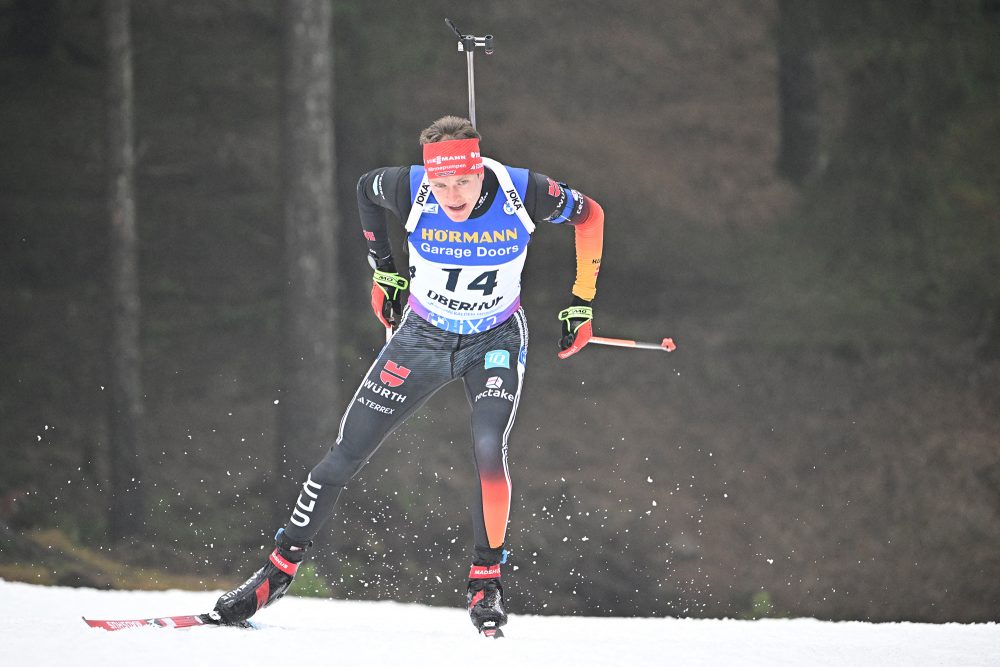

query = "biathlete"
[214,115,605,634]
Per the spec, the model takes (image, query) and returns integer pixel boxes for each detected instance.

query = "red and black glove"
[371,269,408,329]
[557,296,593,359]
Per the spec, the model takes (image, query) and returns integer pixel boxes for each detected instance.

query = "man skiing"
[214,116,604,635]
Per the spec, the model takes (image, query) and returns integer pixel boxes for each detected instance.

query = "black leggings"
[282,308,528,564]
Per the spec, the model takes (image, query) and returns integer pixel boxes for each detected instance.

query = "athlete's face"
[430,171,484,222]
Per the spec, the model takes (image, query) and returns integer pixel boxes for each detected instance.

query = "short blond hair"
[419,116,481,145]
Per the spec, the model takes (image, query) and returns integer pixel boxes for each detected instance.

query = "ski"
[82,611,254,631]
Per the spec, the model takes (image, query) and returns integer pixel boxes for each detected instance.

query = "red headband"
[422,138,483,179]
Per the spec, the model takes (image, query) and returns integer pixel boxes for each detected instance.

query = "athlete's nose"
[440,187,462,206]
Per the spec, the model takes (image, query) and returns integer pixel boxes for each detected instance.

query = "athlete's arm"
[525,172,604,302]
[356,166,412,271]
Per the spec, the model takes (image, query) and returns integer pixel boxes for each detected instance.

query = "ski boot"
[467,563,507,638]
[214,528,310,625]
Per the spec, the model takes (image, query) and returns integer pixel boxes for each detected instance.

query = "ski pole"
[590,336,677,352]
[445,18,494,129]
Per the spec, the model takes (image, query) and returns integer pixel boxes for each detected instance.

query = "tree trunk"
[104,0,145,541]
[775,0,821,185]
[275,0,340,504]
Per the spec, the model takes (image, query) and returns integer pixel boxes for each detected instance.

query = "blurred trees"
[104,0,145,541]
[274,0,340,498]
[775,0,821,184]
[0,0,998,622]
[807,0,1000,346]
[6,0,58,59]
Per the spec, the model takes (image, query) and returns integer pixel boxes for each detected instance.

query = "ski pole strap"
[373,269,408,296]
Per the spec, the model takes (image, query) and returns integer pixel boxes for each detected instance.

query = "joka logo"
[486,376,503,389]
[484,350,510,369]
[414,182,430,207]
[379,360,411,388]
[505,188,524,211]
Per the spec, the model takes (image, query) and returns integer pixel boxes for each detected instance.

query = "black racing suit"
[280,165,598,565]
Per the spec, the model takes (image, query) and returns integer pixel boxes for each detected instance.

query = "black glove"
[557,296,593,359]
[371,269,408,328]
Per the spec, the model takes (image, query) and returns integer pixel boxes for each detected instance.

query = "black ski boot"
[214,529,310,625]
[467,563,507,638]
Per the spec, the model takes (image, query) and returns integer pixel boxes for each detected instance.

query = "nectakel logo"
[473,385,515,404]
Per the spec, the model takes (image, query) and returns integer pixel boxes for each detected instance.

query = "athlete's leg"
[458,312,527,633]
[216,314,457,624]
[460,313,528,563]
[282,314,454,543]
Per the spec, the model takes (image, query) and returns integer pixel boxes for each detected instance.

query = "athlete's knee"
[309,438,371,487]
[472,429,506,468]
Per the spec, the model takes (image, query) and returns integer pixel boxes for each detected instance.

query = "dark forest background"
[1,0,999,623]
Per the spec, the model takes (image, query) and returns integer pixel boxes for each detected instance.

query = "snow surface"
[2,580,997,666]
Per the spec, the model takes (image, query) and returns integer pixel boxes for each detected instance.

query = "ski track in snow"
[2,580,998,666]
